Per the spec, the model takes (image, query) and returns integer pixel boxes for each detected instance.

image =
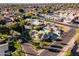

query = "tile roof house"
[22,43,38,56]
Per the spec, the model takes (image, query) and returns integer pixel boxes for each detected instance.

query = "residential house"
[31,19,41,26]
[0,43,10,56]
[22,43,38,56]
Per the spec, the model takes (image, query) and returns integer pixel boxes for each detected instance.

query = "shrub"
[42,42,52,46]
[0,39,6,44]
[0,33,8,38]
[12,49,25,56]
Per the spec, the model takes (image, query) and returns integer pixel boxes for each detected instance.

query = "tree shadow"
[60,43,67,45]
[46,48,61,53]
[43,47,61,53]
[51,45,63,49]
[55,39,62,42]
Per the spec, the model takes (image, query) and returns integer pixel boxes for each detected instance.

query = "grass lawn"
[55,24,70,32]
[65,48,72,56]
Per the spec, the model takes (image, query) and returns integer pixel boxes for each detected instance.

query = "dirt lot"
[55,23,70,32]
